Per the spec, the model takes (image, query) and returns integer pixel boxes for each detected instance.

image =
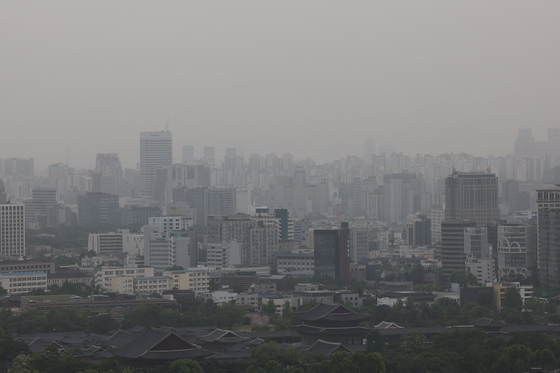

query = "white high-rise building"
[0,203,25,257]
[140,131,172,199]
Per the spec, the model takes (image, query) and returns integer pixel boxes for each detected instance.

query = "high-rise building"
[203,146,215,164]
[95,153,123,196]
[537,187,560,289]
[363,138,376,161]
[445,171,498,226]
[0,158,34,179]
[182,145,194,163]
[77,192,120,226]
[23,188,57,228]
[140,131,172,199]
[441,220,476,282]
[313,222,351,287]
[514,128,535,156]
[0,179,6,204]
[497,223,536,281]
[0,203,25,257]
[383,173,422,223]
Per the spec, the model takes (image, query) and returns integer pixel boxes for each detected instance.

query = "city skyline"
[2,2,560,170]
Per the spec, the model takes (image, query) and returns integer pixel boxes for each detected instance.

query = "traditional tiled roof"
[469,318,506,328]
[374,321,404,329]
[307,340,350,356]
[294,303,370,323]
[292,325,369,336]
[111,328,212,360]
[198,329,249,344]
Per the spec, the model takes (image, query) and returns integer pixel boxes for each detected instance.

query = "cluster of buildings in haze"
[2,127,560,304]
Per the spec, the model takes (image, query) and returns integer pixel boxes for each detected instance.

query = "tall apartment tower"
[313,222,351,287]
[445,171,498,226]
[0,203,25,257]
[441,220,477,282]
[140,131,172,199]
[537,187,560,289]
[182,145,194,163]
[203,146,215,164]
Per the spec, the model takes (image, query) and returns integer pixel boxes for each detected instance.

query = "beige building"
[162,269,209,295]
[134,276,172,295]
[109,275,135,294]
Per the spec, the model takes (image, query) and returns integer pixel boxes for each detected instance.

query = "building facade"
[140,131,173,199]
[445,171,499,226]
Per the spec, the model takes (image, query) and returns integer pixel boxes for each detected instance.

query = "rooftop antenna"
[165,115,169,132]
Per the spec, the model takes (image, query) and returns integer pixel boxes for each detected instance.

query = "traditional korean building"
[110,328,212,369]
[292,302,370,345]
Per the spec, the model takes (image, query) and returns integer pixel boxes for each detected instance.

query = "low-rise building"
[95,265,154,291]
[275,252,314,274]
[299,290,334,305]
[0,260,55,274]
[201,290,237,304]
[493,282,533,308]
[334,291,363,308]
[162,268,209,295]
[134,276,172,295]
[110,275,135,294]
[294,283,320,292]
[47,272,93,289]
[0,271,47,294]
[236,293,258,307]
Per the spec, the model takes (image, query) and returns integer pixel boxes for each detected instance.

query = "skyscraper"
[537,187,560,289]
[182,145,194,163]
[0,203,25,257]
[445,171,498,226]
[140,131,172,199]
[313,222,351,287]
[441,220,476,282]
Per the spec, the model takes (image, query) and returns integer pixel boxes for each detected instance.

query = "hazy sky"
[2,2,560,171]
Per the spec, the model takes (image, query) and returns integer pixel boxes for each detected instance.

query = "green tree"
[208,278,219,292]
[214,301,246,329]
[545,299,557,314]
[273,317,291,330]
[0,285,7,296]
[282,300,293,320]
[502,287,523,311]
[531,349,557,371]
[262,299,277,314]
[89,313,119,334]
[399,332,427,354]
[232,285,243,294]
[476,289,494,308]
[448,271,480,286]
[524,297,544,314]
[366,329,386,354]
[328,351,357,373]
[168,358,204,373]
[410,264,426,285]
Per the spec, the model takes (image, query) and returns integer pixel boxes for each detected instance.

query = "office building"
[0,158,34,179]
[0,271,47,294]
[0,203,25,257]
[24,188,56,228]
[313,222,351,287]
[203,146,215,164]
[182,145,194,163]
[77,192,120,226]
[140,131,172,199]
[497,223,536,281]
[95,153,123,195]
[537,187,560,289]
[207,241,241,269]
[441,220,477,282]
[445,171,498,226]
